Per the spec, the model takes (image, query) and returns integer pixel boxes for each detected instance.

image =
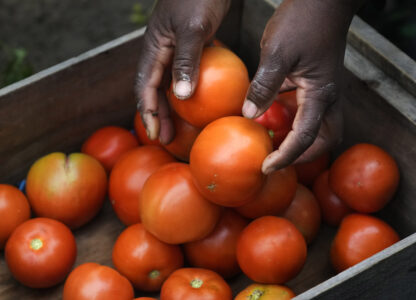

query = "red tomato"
[183,209,248,278]
[190,116,272,207]
[329,143,399,213]
[168,46,249,128]
[236,166,297,219]
[112,223,184,291]
[134,111,161,146]
[235,283,295,300]
[109,146,175,225]
[330,214,399,273]
[63,263,134,300]
[81,126,139,172]
[313,170,353,226]
[237,216,306,284]
[295,152,330,187]
[160,268,232,300]
[5,218,76,288]
[281,184,321,244]
[277,90,298,116]
[0,184,31,249]
[26,152,107,229]
[140,163,221,244]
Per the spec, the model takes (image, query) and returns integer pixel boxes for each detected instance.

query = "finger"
[279,78,297,92]
[158,89,175,145]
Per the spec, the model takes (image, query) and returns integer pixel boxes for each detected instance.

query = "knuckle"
[183,17,212,36]
[296,129,317,150]
[248,76,277,106]
[315,82,338,106]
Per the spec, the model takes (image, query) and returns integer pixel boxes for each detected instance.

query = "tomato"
[134,111,161,146]
[236,216,306,284]
[236,166,297,218]
[329,143,399,213]
[112,223,184,291]
[81,126,139,172]
[277,90,298,116]
[168,46,249,128]
[26,152,107,229]
[190,116,272,207]
[140,162,221,244]
[313,170,353,226]
[160,268,232,300]
[281,184,321,244]
[5,218,76,288]
[63,263,134,300]
[295,152,330,187]
[109,145,175,225]
[235,283,295,300]
[330,214,399,273]
[0,184,31,249]
[134,298,157,300]
[183,209,248,278]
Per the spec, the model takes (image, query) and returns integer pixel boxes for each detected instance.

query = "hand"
[242,0,363,174]
[135,0,231,144]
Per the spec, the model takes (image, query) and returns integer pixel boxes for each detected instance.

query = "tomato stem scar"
[30,238,43,250]
[249,288,265,300]
[190,278,203,288]
[148,270,160,279]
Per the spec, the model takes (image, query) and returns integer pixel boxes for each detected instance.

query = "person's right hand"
[135,0,231,145]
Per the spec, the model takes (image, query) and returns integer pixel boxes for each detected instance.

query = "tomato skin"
[236,166,297,219]
[26,152,107,229]
[330,214,399,273]
[295,152,330,187]
[235,283,295,300]
[183,209,248,278]
[134,111,161,146]
[140,162,221,244]
[63,263,134,300]
[237,216,306,284]
[0,184,31,249]
[112,223,184,291]
[329,143,399,213]
[169,46,249,128]
[277,90,298,117]
[109,146,175,225]
[5,218,76,288]
[313,170,353,226]
[282,184,321,244]
[190,116,273,207]
[160,268,232,300]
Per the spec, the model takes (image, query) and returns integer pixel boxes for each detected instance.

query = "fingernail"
[146,129,150,139]
[242,100,258,119]
[174,80,192,100]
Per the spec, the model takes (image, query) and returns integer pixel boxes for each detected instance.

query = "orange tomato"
[235,283,295,300]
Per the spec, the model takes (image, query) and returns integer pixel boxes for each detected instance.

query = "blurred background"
[0,0,414,88]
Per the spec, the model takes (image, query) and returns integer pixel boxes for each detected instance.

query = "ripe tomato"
[26,152,107,229]
[281,184,321,244]
[168,46,249,128]
[81,126,139,172]
[160,268,232,300]
[5,218,76,288]
[112,223,184,291]
[183,209,248,278]
[134,111,161,146]
[63,263,134,300]
[236,166,297,219]
[0,184,31,249]
[134,298,157,300]
[277,90,298,116]
[329,143,399,213]
[237,216,306,284]
[190,116,272,207]
[140,163,221,244]
[295,152,330,187]
[313,170,353,226]
[330,214,399,273]
[235,283,295,300]
[109,145,175,225]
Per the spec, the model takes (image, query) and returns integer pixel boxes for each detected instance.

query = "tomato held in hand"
[183,209,248,279]
[329,143,399,213]
[235,283,295,300]
[26,152,107,229]
[109,145,175,225]
[330,214,399,273]
[295,152,330,187]
[237,216,307,284]
[190,116,272,207]
[160,268,232,300]
[112,223,184,291]
[0,184,31,249]
[81,126,139,172]
[5,218,76,288]
[63,263,134,300]
[168,46,249,128]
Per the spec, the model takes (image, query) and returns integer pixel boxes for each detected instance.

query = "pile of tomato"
[0,45,401,300]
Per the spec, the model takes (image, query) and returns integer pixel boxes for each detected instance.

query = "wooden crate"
[1,0,416,298]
